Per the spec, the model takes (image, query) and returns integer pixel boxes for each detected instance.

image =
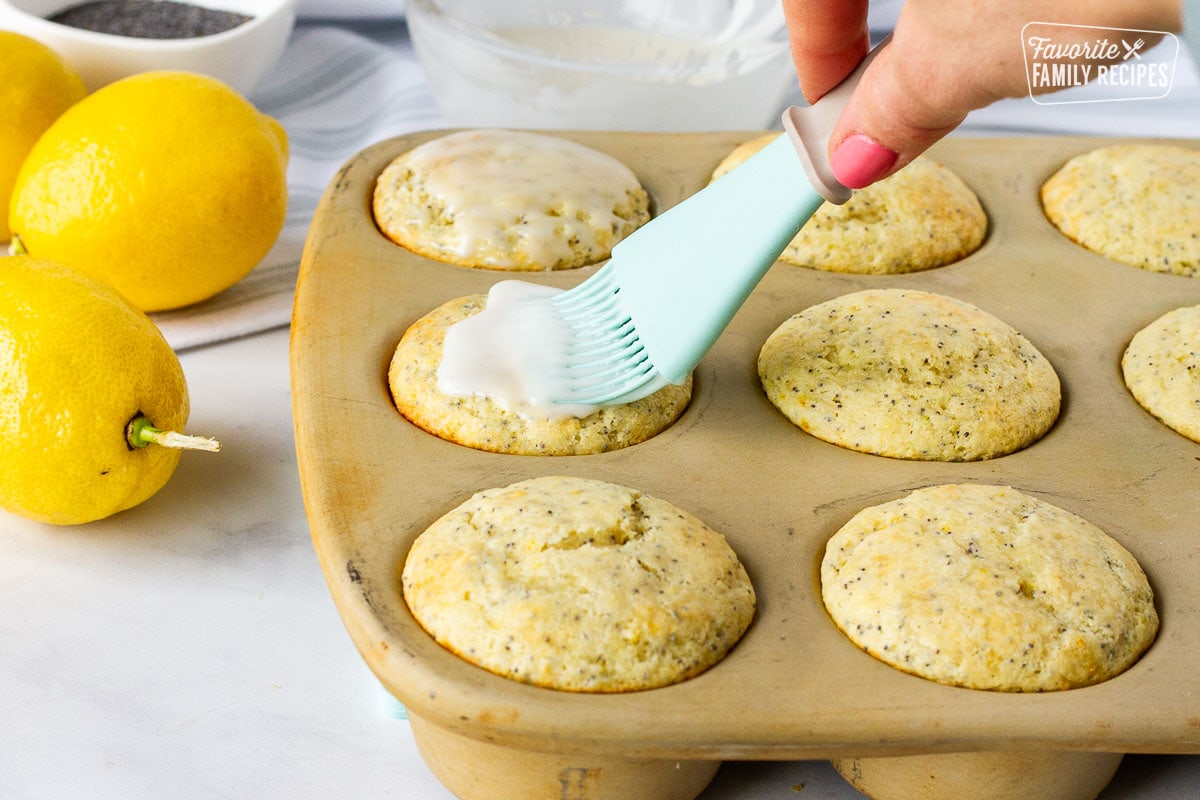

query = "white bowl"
[0,0,297,95]
[407,0,797,132]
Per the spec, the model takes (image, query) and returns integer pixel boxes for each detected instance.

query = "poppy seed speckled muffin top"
[1123,303,1200,443]
[373,129,651,270]
[821,483,1158,692]
[402,475,756,692]
[1041,143,1200,277]
[758,289,1061,461]
[388,294,692,455]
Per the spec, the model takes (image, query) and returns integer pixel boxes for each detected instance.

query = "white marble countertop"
[3,13,1200,800]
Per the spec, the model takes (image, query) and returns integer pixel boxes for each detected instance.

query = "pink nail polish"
[830,134,898,189]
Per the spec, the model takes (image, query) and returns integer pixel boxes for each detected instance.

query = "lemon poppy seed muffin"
[388,295,692,455]
[402,475,756,692]
[373,129,651,270]
[710,134,987,274]
[821,483,1158,692]
[1122,303,1200,443]
[758,289,1061,461]
[1041,143,1200,276]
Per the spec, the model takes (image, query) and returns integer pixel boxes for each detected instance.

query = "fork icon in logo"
[1122,38,1146,60]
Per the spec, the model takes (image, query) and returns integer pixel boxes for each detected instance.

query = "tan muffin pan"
[291,132,1200,800]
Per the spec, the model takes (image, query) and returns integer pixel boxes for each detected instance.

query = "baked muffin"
[710,134,987,273]
[373,129,651,270]
[401,475,756,692]
[1041,143,1200,277]
[388,294,692,455]
[757,289,1061,461]
[821,483,1158,691]
[1122,303,1200,443]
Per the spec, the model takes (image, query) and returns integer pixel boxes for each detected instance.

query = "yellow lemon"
[0,255,218,525]
[0,32,88,242]
[9,70,288,312]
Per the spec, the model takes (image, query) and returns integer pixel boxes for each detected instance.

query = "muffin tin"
[291,131,1200,800]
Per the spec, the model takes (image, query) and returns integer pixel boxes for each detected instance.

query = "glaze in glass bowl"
[407,0,797,131]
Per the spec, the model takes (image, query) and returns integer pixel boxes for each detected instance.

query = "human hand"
[783,0,1184,188]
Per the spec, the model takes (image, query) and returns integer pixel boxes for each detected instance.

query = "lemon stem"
[127,414,220,452]
[9,234,28,256]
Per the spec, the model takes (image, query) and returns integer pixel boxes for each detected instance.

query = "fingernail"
[830,134,898,189]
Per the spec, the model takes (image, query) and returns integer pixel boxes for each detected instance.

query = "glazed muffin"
[757,289,1061,461]
[1122,303,1200,443]
[402,475,756,692]
[388,294,692,455]
[821,483,1158,691]
[373,129,651,270]
[1041,143,1200,277]
[710,134,987,274]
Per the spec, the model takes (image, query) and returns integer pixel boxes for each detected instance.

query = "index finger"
[782,0,871,103]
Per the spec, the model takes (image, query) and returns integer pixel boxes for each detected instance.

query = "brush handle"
[608,133,825,386]
[783,33,893,204]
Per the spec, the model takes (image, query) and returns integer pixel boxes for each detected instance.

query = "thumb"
[826,33,1001,188]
